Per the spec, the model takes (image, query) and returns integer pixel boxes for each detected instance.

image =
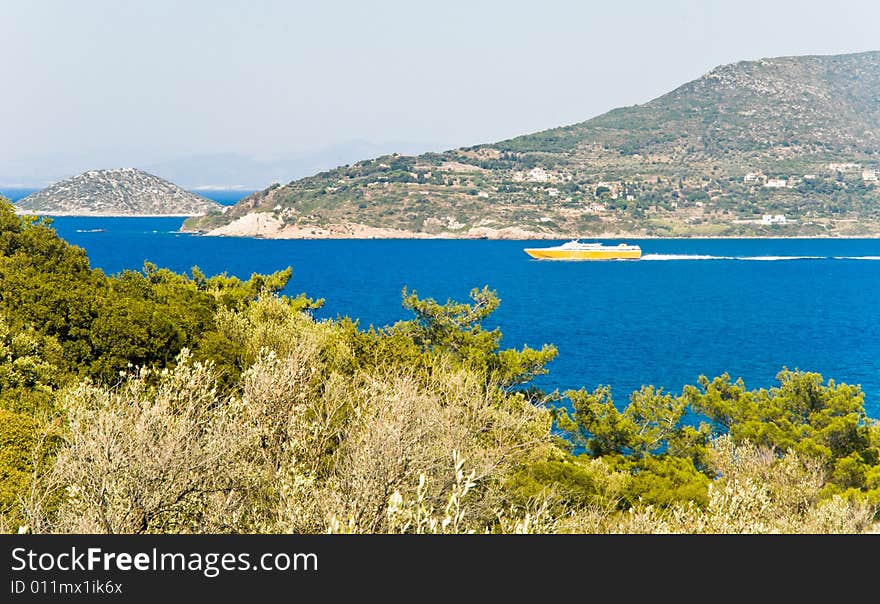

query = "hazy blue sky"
[4,0,880,185]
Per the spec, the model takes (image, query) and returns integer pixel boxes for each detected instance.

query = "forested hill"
[184,50,880,238]
[16,168,222,216]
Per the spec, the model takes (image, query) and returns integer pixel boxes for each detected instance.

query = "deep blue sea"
[4,188,880,417]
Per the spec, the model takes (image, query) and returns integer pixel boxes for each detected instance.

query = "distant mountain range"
[15,168,222,216]
[184,50,880,239]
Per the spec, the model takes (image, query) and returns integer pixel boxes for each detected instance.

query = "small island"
[15,168,223,217]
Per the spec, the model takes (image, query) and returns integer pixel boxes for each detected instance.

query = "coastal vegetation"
[1,197,879,534]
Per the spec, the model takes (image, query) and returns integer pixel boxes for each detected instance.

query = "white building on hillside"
[527,167,549,182]
[511,167,553,183]
[764,178,789,188]
[760,214,787,224]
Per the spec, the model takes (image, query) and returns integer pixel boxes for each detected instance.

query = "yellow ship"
[524,240,641,260]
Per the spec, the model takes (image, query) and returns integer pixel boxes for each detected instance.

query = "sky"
[4,0,880,187]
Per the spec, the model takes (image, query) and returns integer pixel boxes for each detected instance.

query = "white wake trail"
[640,254,733,261]
[737,255,824,261]
[641,254,834,261]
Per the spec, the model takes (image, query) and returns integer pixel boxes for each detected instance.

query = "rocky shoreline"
[179,214,880,240]
[181,212,563,240]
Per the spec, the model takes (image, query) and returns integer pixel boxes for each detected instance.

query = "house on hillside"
[511,167,552,183]
[760,214,787,224]
[764,178,788,188]
[525,167,549,182]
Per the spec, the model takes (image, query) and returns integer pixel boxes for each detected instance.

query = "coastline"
[179,228,880,241]
[16,210,880,239]
[182,211,880,240]
[180,231,880,240]
[15,211,206,218]
[178,210,880,240]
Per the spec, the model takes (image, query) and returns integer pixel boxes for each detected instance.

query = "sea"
[4,187,880,418]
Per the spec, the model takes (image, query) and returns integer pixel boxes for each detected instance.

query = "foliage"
[392,286,558,389]
[685,370,880,497]
[0,315,66,415]
[0,203,307,382]
[1,197,879,533]
[0,409,60,530]
[550,370,880,510]
[0,409,39,526]
[48,352,256,533]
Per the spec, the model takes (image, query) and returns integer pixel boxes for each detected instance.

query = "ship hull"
[524,248,641,260]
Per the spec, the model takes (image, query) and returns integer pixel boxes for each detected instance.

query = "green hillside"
[185,51,880,238]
